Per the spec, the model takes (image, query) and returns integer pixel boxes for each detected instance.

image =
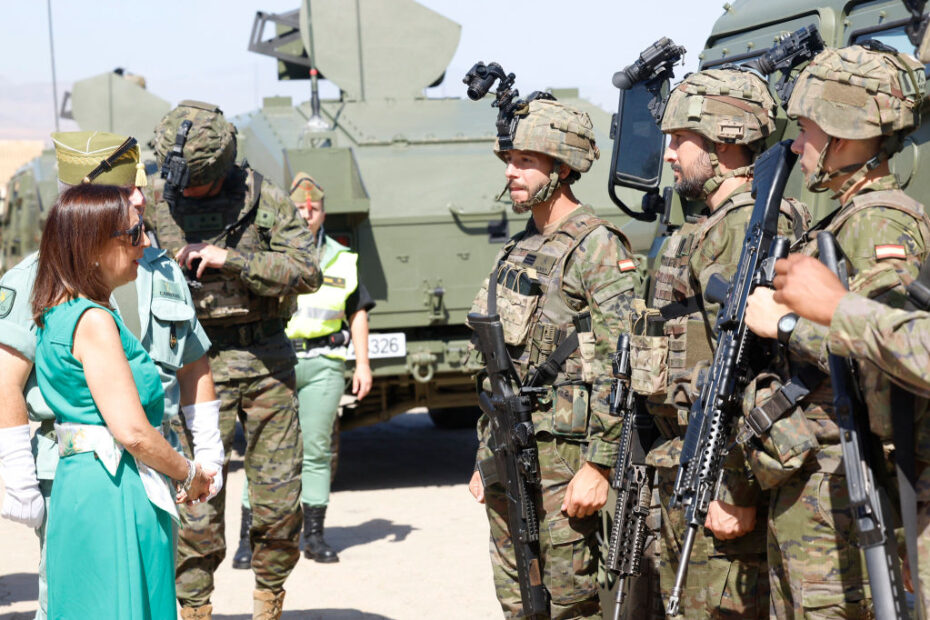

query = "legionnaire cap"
[290,173,325,204]
[786,45,926,195]
[493,99,599,174]
[660,68,776,199]
[51,131,147,187]
[153,100,237,187]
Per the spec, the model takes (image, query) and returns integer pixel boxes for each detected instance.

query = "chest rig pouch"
[156,168,276,325]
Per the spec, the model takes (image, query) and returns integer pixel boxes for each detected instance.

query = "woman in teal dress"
[31,185,213,619]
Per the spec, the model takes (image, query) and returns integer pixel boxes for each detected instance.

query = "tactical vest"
[474,206,628,382]
[285,237,358,360]
[798,188,930,441]
[153,167,281,327]
[633,191,809,432]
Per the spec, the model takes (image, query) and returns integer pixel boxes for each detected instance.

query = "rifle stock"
[666,141,796,616]
[817,232,909,620]
[468,311,550,618]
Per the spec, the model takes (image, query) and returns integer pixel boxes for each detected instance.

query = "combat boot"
[302,504,339,563]
[253,588,285,620]
[179,604,213,620]
[232,506,252,569]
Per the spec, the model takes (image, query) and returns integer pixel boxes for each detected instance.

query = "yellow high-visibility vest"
[286,236,358,360]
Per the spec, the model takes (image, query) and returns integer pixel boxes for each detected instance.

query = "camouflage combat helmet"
[661,68,777,199]
[787,44,926,195]
[153,100,237,187]
[493,98,599,208]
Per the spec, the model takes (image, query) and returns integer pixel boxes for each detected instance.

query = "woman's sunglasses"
[112,214,145,247]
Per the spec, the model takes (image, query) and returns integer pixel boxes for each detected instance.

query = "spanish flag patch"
[874,244,907,260]
[618,258,636,272]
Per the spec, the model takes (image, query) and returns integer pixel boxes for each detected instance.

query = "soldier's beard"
[510,177,549,214]
[672,151,714,200]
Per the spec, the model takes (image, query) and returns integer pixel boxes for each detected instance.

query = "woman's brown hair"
[31,184,132,327]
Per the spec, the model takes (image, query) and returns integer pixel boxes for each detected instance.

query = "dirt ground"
[0,411,502,619]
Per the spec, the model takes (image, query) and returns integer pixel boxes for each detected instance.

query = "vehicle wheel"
[427,406,482,429]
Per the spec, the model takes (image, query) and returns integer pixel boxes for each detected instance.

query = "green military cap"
[290,172,325,204]
[51,130,147,187]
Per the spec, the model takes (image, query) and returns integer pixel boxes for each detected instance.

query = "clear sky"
[0,0,725,141]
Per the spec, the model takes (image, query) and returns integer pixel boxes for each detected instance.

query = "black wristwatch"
[777,312,799,346]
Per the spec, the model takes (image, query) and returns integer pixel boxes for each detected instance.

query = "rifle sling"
[658,295,702,321]
[892,385,924,620]
[210,171,265,247]
[739,363,827,441]
[525,331,579,389]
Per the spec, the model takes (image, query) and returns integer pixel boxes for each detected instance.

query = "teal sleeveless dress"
[35,298,176,620]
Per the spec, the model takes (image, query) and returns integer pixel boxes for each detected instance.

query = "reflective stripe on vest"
[286,238,358,359]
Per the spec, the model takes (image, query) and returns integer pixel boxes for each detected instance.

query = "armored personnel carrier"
[233,0,652,430]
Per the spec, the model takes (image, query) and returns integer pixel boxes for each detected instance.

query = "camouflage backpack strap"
[840,189,929,234]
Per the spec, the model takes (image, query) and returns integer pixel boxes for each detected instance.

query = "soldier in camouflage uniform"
[631,68,808,619]
[150,101,321,620]
[465,96,641,619]
[744,44,930,618]
[765,251,930,614]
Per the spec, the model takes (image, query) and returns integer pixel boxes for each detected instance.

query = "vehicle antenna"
[46,0,60,132]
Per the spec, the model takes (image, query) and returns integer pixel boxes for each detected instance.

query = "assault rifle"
[605,333,657,620]
[747,24,824,108]
[468,308,550,619]
[665,140,796,616]
[817,233,909,620]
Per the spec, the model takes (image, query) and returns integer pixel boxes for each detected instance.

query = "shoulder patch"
[256,207,276,229]
[875,244,907,260]
[0,286,16,319]
[618,258,637,272]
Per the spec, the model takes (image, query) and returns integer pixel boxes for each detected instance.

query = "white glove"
[0,425,45,529]
[181,400,225,501]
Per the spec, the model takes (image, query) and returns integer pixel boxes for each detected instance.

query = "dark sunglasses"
[112,214,145,247]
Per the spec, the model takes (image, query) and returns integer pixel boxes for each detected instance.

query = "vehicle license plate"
[347,332,407,360]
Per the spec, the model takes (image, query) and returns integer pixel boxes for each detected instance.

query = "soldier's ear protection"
[161,120,193,208]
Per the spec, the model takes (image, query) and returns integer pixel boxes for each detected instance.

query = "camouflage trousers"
[766,454,872,619]
[173,368,302,607]
[656,466,770,618]
[483,435,601,619]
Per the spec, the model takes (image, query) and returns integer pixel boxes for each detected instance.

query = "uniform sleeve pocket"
[151,298,195,322]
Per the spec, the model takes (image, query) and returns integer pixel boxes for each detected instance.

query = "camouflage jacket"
[637,185,809,504]
[828,292,930,462]
[787,176,930,446]
[150,165,322,382]
[471,204,642,467]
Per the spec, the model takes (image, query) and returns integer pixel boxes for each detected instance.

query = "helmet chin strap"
[699,146,753,201]
[806,137,891,200]
[510,167,564,211]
